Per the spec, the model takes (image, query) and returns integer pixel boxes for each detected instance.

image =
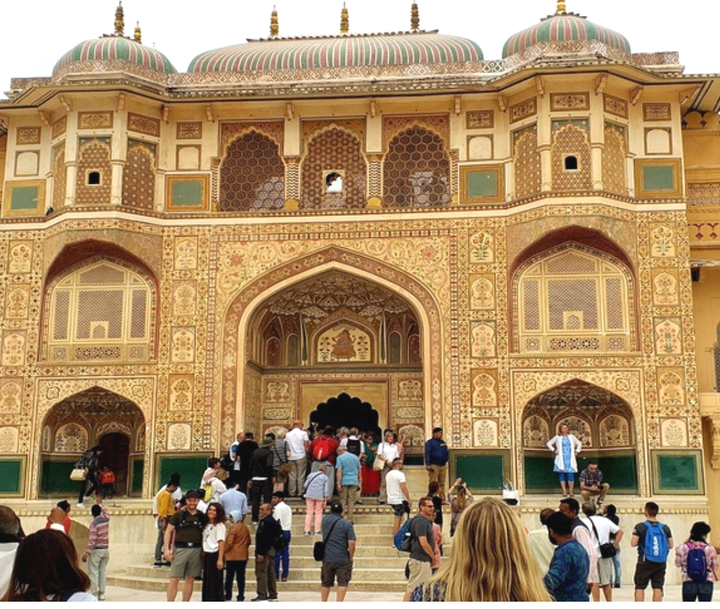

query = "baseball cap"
[185,490,201,499]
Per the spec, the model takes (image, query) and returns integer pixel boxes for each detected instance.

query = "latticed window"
[122,141,156,210]
[551,121,592,191]
[603,123,627,195]
[517,247,632,353]
[513,126,541,199]
[383,126,450,208]
[301,128,367,210]
[48,260,153,363]
[220,131,285,211]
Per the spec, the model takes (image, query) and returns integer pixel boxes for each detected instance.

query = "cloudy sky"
[1,0,717,93]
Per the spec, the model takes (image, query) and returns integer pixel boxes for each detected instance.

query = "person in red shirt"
[309,427,340,497]
[99,466,116,500]
[44,500,72,534]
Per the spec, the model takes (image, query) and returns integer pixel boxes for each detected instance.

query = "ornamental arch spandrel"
[512,370,648,496]
[216,247,445,450]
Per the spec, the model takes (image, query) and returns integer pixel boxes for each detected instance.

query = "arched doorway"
[40,387,145,498]
[309,393,381,438]
[240,267,425,456]
[521,380,638,494]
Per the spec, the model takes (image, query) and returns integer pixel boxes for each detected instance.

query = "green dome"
[503,12,630,59]
[53,37,177,79]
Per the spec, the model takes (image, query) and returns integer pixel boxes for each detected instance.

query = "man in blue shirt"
[544,511,590,602]
[219,481,248,522]
[424,427,449,500]
[335,445,362,523]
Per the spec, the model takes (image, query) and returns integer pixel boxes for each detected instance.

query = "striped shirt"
[84,505,110,556]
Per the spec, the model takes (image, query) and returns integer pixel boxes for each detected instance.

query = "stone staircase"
[107,501,444,594]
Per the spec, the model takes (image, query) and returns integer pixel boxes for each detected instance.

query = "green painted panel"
[454,453,505,491]
[525,453,637,492]
[130,458,144,495]
[11,186,39,210]
[0,460,22,493]
[157,455,209,493]
[467,170,498,198]
[656,454,698,491]
[171,181,204,206]
[643,165,675,191]
[403,455,424,467]
[41,458,80,494]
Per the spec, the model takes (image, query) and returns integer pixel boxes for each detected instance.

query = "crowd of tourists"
[0,422,717,601]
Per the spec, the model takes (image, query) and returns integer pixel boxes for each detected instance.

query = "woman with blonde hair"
[410,497,552,602]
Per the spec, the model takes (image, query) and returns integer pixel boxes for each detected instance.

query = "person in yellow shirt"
[155,481,179,567]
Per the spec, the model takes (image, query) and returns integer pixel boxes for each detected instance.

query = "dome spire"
[134,22,142,43]
[340,3,349,35]
[411,3,420,32]
[114,1,125,36]
[270,6,279,38]
[556,0,567,15]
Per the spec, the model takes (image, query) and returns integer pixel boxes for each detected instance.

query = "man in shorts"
[402,497,436,602]
[320,501,356,602]
[582,501,623,601]
[386,460,411,537]
[631,501,674,602]
[164,490,208,602]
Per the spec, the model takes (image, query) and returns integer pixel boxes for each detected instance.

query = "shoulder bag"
[313,518,340,562]
[70,460,88,481]
[589,516,616,558]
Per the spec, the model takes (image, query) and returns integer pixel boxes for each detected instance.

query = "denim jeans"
[274,531,291,578]
[610,546,621,586]
[682,580,713,602]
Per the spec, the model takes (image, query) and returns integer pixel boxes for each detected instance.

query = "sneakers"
[251,597,269,602]
[597,500,604,508]
[76,503,86,509]
[304,531,310,536]
[281,576,288,582]
[153,561,164,567]
[98,593,106,601]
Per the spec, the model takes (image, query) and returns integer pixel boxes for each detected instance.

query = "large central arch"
[218,247,445,449]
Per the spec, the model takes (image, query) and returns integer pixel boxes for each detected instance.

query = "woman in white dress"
[546,424,582,497]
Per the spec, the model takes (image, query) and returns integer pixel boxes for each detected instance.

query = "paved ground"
[101,584,696,602]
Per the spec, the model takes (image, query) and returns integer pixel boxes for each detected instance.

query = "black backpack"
[272,520,288,551]
[346,438,361,457]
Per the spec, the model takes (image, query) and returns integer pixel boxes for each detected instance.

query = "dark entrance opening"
[99,432,130,496]
[309,393,380,437]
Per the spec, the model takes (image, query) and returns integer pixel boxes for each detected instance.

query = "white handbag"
[70,462,88,481]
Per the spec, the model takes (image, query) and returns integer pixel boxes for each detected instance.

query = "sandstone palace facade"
[1,2,720,533]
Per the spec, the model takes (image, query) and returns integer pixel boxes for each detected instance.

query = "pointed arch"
[300,126,368,210]
[218,247,444,448]
[219,130,285,211]
[383,125,451,208]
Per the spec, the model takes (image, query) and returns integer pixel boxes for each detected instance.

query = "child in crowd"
[99,466,115,499]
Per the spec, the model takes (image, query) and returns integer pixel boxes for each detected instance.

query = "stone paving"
[100,584,696,602]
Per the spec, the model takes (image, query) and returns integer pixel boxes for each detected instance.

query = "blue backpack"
[393,516,415,552]
[686,543,708,582]
[643,521,669,563]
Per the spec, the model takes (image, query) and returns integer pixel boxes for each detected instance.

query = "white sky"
[1,0,718,93]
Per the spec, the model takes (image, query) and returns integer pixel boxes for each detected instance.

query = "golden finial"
[134,21,142,43]
[411,3,420,32]
[114,1,125,36]
[340,2,349,35]
[556,0,567,14]
[270,6,279,38]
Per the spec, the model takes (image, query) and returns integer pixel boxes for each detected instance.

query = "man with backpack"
[674,521,719,602]
[253,502,284,602]
[401,497,436,602]
[630,501,674,602]
[310,427,340,496]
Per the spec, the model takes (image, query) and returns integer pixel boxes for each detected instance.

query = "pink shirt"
[675,541,719,582]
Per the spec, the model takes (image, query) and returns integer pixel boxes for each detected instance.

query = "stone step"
[106,574,407,593]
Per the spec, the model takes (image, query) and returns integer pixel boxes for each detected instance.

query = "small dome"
[502,11,630,59]
[188,31,483,73]
[53,37,177,79]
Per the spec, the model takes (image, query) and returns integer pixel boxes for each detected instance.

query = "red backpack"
[313,436,333,461]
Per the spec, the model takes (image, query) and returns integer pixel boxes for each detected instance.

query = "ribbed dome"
[53,37,177,78]
[502,12,630,59]
[188,31,483,73]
